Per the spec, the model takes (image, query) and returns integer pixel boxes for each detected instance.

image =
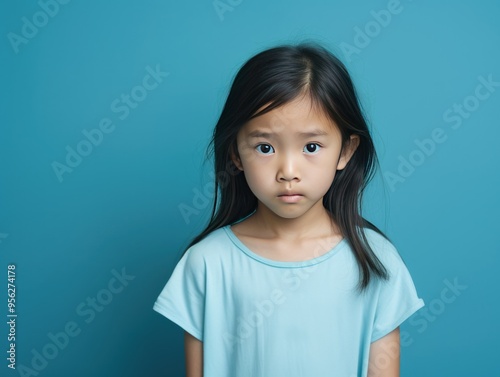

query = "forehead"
[242,95,338,136]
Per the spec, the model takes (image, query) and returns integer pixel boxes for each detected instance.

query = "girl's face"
[231,95,359,220]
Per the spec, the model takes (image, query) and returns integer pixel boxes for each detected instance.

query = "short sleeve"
[370,246,425,343]
[153,246,206,341]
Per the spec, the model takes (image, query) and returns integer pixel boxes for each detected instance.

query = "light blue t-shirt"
[153,224,425,377]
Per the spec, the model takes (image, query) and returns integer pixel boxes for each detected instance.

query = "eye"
[255,144,275,155]
[304,143,321,154]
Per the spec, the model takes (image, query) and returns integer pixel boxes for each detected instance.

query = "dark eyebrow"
[247,129,329,139]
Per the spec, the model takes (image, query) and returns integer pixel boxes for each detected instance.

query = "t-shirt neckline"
[222,224,348,268]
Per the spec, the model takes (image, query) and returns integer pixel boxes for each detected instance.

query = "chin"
[267,206,311,219]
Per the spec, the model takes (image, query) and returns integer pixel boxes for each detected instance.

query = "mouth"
[277,193,303,203]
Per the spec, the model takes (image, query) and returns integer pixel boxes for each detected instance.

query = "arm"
[184,331,203,377]
[367,327,400,377]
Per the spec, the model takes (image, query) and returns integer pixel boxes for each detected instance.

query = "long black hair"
[180,41,391,294]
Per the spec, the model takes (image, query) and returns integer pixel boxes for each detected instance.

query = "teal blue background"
[1,0,499,376]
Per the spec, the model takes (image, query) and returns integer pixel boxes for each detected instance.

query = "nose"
[276,151,300,183]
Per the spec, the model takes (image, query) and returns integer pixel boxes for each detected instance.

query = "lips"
[278,192,303,197]
[278,193,303,203]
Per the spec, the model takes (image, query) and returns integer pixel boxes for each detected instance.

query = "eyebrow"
[247,129,329,139]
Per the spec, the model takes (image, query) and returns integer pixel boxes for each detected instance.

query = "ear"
[336,134,360,170]
[230,143,244,171]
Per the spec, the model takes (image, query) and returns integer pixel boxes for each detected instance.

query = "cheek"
[242,164,272,192]
[320,171,337,190]
[304,160,337,187]
[243,166,276,197]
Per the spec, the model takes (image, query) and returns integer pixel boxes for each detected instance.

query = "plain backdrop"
[1,0,499,376]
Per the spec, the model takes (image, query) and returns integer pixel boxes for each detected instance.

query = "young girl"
[153,42,425,377]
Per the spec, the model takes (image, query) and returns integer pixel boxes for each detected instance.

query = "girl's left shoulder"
[361,227,405,267]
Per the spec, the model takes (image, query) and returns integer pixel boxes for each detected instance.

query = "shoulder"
[182,226,232,265]
[363,228,396,250]
[360,227,405,273]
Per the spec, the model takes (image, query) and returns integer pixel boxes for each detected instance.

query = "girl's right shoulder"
[182,225,232,262]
